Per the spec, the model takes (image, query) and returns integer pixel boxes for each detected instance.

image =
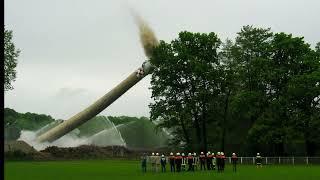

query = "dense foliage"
[4,27,20,91]
[150,26,320,156]
[4,108,55,140]
[4,108,169,149]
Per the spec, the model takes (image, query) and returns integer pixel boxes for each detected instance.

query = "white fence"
[226,157,320,165]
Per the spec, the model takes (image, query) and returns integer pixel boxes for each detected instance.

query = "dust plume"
[131,11,159,58]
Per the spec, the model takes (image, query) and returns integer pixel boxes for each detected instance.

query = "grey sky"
[4,0,320,120]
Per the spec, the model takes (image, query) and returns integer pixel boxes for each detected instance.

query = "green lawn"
[4,160,320,180]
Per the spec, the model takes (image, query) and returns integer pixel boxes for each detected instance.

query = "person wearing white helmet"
[175,152,183,172]
[151,152,156,172]
[160,154,167,172]
[216,152,221,172]
[187,153,194,171]
[169,152,175,172]
[220,152,226,172]
[207,151,213,170]
[192,152,198,171]
[212,152,216,170]
[181,153,186,171]
[256,153,262,168]
[155,153,160,172]
[199,152,206,170]
[231,152,238,172]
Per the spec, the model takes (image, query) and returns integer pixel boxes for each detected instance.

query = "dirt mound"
[4,140,38,154]
[4,140,51,160]
[4,141,167,160]
[40,145,131,159]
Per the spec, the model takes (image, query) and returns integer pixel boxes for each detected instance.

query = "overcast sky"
[4,0,320,120]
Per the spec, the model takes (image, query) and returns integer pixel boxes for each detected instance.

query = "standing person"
[141,153,147,173]
[160,154,167,172]
[212,152,216,170]
[207,152,213,170]
[231,153,238,172]
[169,152,175,172]
[199,152,206,170]
[181,153,186,171]
[187,153,194,171]
[206,152,210,170]
[221,152,226,172]
[256,153,262,168]
[216,152,221,172]
[175,153,183,172]
[192,152,198,171]
[151,152,156,172]
[155,153,161,172]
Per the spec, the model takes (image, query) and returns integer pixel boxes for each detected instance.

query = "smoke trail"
[131,10,159,58]
[19,130,88,150]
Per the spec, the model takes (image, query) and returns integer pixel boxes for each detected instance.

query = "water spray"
[36,13,159,143]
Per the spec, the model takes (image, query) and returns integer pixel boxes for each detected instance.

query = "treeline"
[149,25,320,156]
[4,108,55,140]
[4,108,169,149]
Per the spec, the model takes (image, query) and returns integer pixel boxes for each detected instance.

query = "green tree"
[315,42,320,53]
[229,25,272,127]
[286,48,320,156]
[245,32,319,156]
[4,27,20,91]
[150,31,221,152]
[149,27,319,156]
[224,26,273,154]
[214,39,238,151]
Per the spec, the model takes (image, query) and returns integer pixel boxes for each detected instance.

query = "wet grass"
[4,160,320,180]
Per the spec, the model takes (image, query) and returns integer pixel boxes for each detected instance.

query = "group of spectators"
[141,151,247,173]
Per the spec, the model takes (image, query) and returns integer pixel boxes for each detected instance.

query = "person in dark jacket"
[141,153,147,173]
[216,152,221,172]
[221,152,226,172]
[169,152,175,172]
[231,153,238,172]
[187,153,194,171]
[160,154,167,172]
[175,153,183,172]
[207,152,213,170]
[199,152,206,170]
[256,153,262,168]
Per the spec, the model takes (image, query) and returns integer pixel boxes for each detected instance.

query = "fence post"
[306,157,309,165]
[266,157,268,165]
[253,157,255,164]
[241,157,243,164]
[229,157,231,164]
[278,157,281,164]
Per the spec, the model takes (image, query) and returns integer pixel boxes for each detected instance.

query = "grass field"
[5,160,320,180]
